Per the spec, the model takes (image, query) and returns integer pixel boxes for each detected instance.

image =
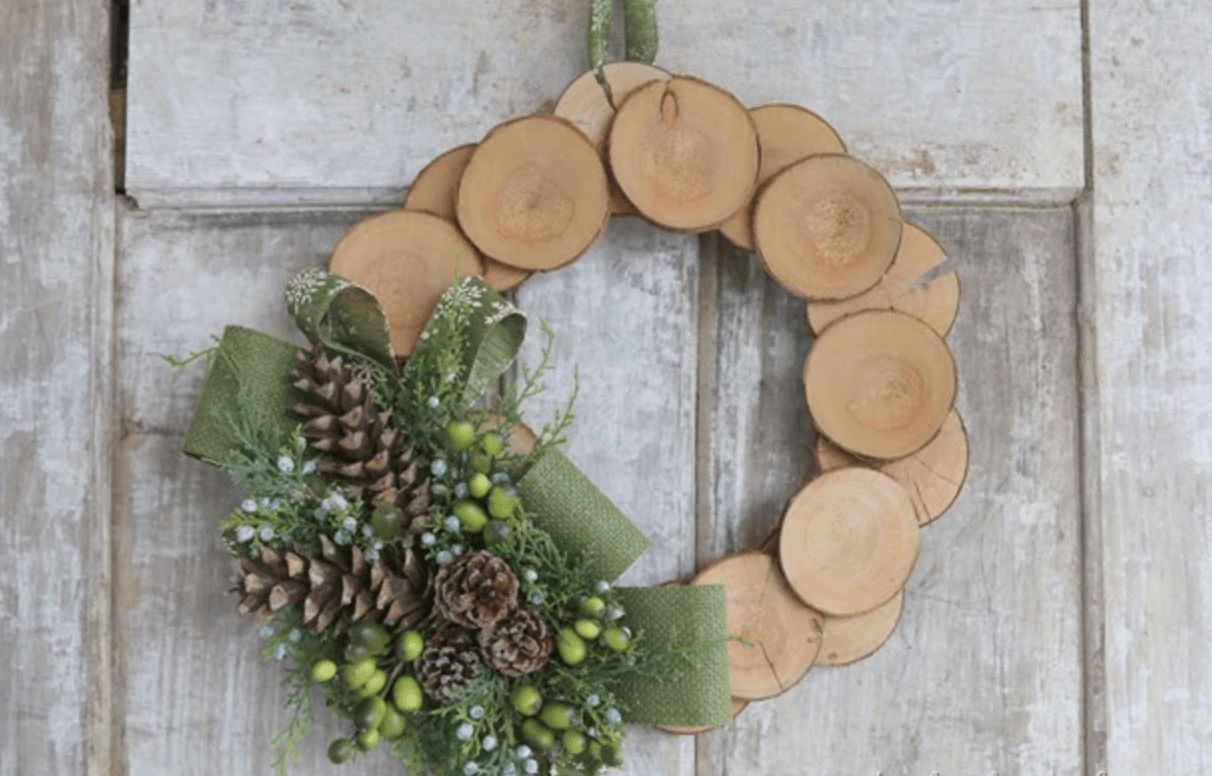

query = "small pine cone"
[415,626,481,702]
[478,604,554,678]
[433,551,519,630]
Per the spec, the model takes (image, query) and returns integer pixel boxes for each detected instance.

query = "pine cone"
[433,551,520,630]
[478,604,554,678]
[290,343,433,531]
[415,625,482,702]
[231,535,433,634]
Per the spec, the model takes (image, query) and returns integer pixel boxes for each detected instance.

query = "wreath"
[181,41,967,776]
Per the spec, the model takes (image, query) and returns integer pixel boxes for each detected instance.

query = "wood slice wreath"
[328,67,969,737]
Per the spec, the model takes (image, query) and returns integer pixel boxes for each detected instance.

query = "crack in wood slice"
[804,309,957,460]
[754,154,902,301]
[777,468,919,617]
[815,409,969,525]
[608,76,759,232]
[719,104,847,251]
[553,63,672,215]
[818,589,904,666]
[808,222,959,336]
[691,551,823,701]
[328,210,484,355]
[456,115,609,271]
[403,143,531,292]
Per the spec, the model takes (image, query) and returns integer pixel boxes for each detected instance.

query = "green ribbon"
[285,268,396,370]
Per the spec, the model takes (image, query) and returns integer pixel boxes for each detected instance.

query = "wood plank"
[0,2,115,774]
[697,209,1084,773]
[126,0,1083,208]
[1089,4,1212,772]
[514,218,701,776]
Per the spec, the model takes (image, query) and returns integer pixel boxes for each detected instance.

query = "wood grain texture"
[1089,3,1212,772]
[125,0,1083,208]
[0,2,115,774]
[514,218,701,776]
[697,209,1084,774]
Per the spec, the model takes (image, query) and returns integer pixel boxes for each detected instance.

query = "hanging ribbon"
[587,0,659,75]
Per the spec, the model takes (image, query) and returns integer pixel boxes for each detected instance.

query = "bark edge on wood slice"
[457,115,609,271]
[804,309,956,460]
[808,222,959,337]
[608,76,759,232]
[691,551,823,701]
[328,210,484,355]
[778,468,919,617]
[818,589,904,666]
[404,143,532,292]
[815,409,969,525]
[753,153,902,301]
[553,62,672,216]
[718,104,848,251]
[659,697,749,735]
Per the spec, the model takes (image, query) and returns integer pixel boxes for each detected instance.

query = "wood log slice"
[553,62,672,215]
[815,409,969,525]
[778,468,919,617]
[718,104,847,250]
[403,144,531,292]
[328,210,484,355]
[456,115,609,271]
[804,309,956,460]
[808,222,959,336]
[818,589,904,666]
[691,551,824,700]
[753,154,902,301]
[608,76,759,231]
[659,697,749,735]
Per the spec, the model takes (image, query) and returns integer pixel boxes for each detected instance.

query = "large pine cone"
[232,535,433,634]
[291,343,433,530]
[433,551,519,630]
[415,626,482,702]
[478,604,554,678]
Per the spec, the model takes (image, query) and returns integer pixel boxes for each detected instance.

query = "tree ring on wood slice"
[608,76,759,231]
[328,210,484,355]
[808,222,958,337]
[818,589,904,666]
[403,144,532,292]
[815,409,969,525]
[553,63,672,215]
[456,115,609,270]
[691,551,824,701]
[718,104,847,251]
[778,468,919,617]
[659,698,749,735]
[805,309,956,460]
[753,154,902,301]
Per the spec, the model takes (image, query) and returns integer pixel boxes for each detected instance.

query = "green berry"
[379,706,407,740]
[487,485,520,519]
[356,669,387,699]
[396,630,424,662]
[574,619,601,640]
[469,449,493,473]
[521,719,555,751]
[341,657,376,689]
[557,628,587,665]
[562,729,587,755]
[391,675,423,712]
[468,472,491,498]
[538,702,577,730]
[370,506,403,540]
[310,659,338,683]
[480,432,506,457]
[327,738,356,764]
[355,728,380,752]
[509,684,543,716]
[355,696,387,731]
[603,626,631,652]
[600,741,624,767]
[349,620,391,653]
[579,596,606,619]
[446,420,477,451]
[452,500,489,532]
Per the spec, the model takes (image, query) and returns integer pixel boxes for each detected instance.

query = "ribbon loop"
[285,269,396,369]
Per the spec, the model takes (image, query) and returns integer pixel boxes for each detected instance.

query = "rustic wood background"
[3,1,1210,774]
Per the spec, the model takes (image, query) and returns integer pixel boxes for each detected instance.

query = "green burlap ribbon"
[181,270,731,728]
